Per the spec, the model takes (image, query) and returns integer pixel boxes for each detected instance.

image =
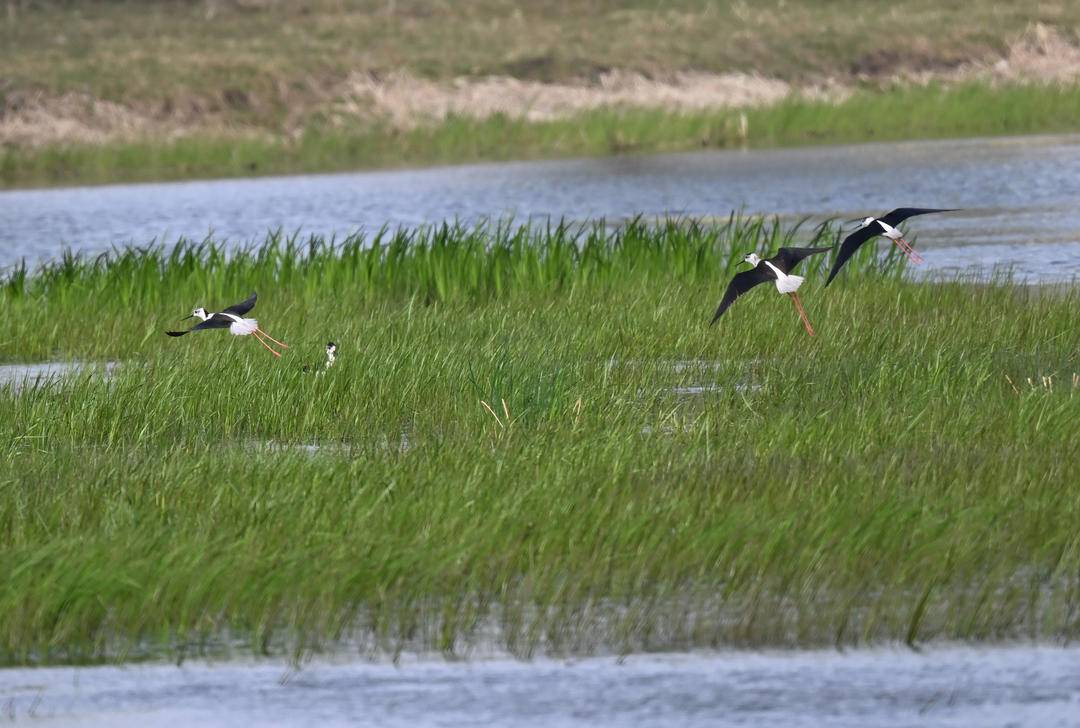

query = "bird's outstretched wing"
[221,293,257,317]
[825,227,879,287]
[710,265,773,326]
[826,209,956,286]
[879,208,957,227]
[166,315,233,337]
[773,246,833,273]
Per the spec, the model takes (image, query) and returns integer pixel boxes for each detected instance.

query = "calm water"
[0,361,117,393]
[3,646,1079,727]
[3,134,1080,281]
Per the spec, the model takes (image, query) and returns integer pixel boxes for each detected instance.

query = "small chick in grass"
[303,341,337,374]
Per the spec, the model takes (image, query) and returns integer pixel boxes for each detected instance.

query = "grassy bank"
[2,217,1079,664]
[5,1,1073,101]
[5,82,1080,188]
[4,0,1080,188]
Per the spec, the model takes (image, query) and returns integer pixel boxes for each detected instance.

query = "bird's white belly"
[227,316,258,336]
[764,261,804,294]
[877,221,902,239]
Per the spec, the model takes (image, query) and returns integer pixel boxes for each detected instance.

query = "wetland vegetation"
[7,83,1080,187]
[2,216,1078,664]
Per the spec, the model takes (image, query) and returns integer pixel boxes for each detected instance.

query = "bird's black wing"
[824,227,880,287]
[710,265,774,326]
[772,246,833,273]
[879,208,957,227]
[166,314,233,337]
[221,292,257,317]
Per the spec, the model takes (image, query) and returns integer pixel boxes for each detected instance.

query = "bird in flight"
[825,208,957,286]
[166,292,289,358]
[711,246,832,336]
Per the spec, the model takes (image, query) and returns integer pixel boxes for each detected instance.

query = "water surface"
[3,134,1080,281]
[3,646,1078,727]
[0,361,117,393]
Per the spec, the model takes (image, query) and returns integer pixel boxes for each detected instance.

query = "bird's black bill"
[180,314,194,321]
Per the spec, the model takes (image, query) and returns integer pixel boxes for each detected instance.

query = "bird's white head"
[191,307,209,321]
[860,216,875,228]
[742,252,762,267]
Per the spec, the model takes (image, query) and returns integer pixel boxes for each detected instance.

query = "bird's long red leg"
[252,331,282,358]
[256,328,289,348]
[901,238,925,264]
[789,292,815,337]
[894,237,924,264]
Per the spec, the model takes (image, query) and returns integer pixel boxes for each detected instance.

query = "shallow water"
[3,134,1080,281]
[0,361,117,393]
[3,646,1079,727]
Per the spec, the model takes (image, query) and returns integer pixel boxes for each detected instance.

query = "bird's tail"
[230,318,259,336]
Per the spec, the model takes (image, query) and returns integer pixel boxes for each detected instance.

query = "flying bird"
[710,247,832,336]
[825,208,957,286]
[166,292,289,357]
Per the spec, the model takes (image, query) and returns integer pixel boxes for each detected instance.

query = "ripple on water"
[915,240,1080,284]
[5,134,1080,278]
[1,645,1078,727]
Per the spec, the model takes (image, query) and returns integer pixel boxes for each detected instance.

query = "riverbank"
[5,2,1080,187]
[4,82,1080,188]
[2,219,1078,664]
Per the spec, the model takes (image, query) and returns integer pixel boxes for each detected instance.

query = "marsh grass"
[1,216,1078,665]
[5,83,1080,188]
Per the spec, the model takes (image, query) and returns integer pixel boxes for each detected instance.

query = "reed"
[2,216,1078,665]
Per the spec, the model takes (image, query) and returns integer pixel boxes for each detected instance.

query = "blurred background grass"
[4,1,1080,186]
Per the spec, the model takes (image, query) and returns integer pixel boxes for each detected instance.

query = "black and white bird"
[710,247,832,336]
[825,208,957,286]
[166,292,289,357]
[303,341,337,373]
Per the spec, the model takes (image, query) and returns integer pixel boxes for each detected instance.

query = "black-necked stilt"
[711,246,832,336]
[303,342,337,373]
[825,208,957,286]
[166,293,289,357]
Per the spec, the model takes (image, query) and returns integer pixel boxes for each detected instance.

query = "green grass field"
[2,217,1078,665]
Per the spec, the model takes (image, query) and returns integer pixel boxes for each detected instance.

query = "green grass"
[2,216,1079,665]
[5,82,1080,188]
[5,0,1072,101]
